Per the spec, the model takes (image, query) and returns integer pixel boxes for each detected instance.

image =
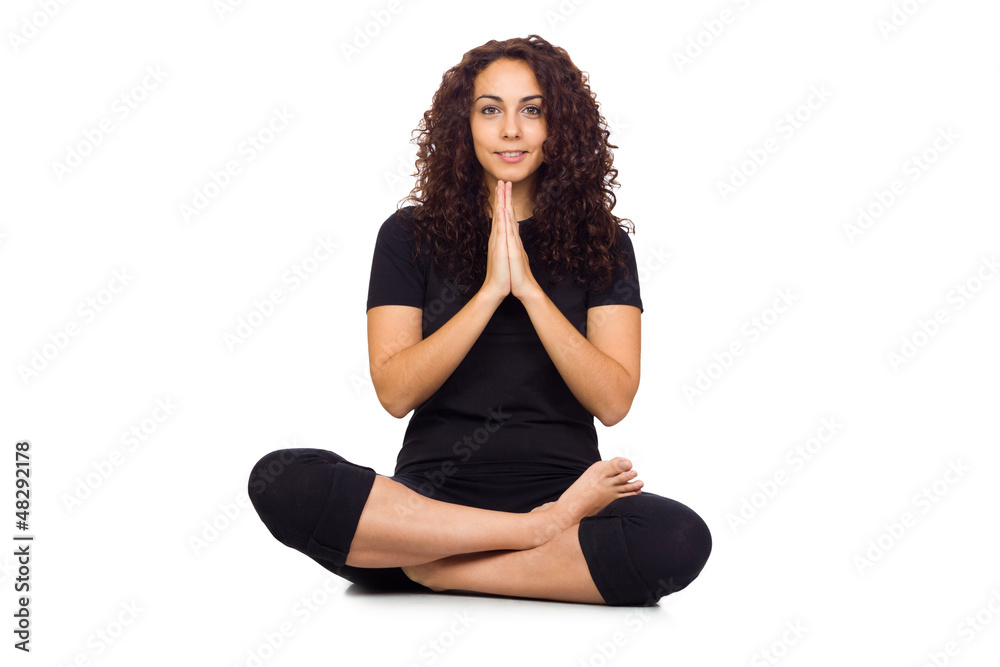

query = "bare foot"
[531,457,642,544]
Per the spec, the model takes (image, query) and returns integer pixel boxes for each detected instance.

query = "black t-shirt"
[366,206,643,478]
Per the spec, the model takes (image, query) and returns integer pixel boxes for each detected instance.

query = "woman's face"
[469,58,547,191]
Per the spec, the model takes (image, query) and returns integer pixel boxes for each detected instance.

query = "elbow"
[597,409,627,428]
[371,365,412,419]
[382,401,410,419]
[597,414,620,428]
[595,397,634,427]
[371,377,410,419]
[376,390,412,419]
[595,382,638,427]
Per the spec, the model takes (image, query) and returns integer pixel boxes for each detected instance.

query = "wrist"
[474,284,507,310]
[515,282,546,307]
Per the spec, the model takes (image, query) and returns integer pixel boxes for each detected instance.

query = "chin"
[493,167,542,185]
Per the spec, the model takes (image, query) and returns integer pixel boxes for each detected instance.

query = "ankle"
[528,508,572,548]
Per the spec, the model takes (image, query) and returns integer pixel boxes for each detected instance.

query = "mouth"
[496,150,528,163]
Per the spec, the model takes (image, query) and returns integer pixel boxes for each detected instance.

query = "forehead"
[472,59,542,97]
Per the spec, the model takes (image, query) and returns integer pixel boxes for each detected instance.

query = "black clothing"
[248,207,712,606]
[249,448,712,606]
[365,206,643,479]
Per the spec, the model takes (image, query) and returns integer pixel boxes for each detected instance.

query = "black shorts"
[248,448,712,606]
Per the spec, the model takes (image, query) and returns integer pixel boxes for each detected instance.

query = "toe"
[611,457,632,473]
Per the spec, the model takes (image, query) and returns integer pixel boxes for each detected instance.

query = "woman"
[249,35,711,606]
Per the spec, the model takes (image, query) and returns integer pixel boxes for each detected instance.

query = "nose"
[501,113,521,139]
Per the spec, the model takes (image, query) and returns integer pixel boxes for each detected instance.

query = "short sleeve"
[586,227,643,313]
[366,209,426,311]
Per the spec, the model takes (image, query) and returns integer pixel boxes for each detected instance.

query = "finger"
[500,191,509,245]
[509,185,522,244]
[500,182,510,240]
[505,181,515,222]
[505,184,519,245]
[499,180,507,220]
[491,181,502,238]
[500,181,514,232]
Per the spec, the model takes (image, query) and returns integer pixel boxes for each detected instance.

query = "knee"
[247,448,335,549]
[649,503,712,598]
[248,449,306,510]
[624,496,713,604]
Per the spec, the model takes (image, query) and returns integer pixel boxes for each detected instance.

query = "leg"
[249,449,643,573]
[346,474,558,567]
[350,454,643,567]
[403,492,713,606]
[402,522,606,604]
[577,492,713,606]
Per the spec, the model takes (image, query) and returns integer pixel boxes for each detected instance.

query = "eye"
[479,105,542,116]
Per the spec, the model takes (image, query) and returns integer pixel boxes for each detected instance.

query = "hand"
[500,180,542,301]
[482,180,512,302]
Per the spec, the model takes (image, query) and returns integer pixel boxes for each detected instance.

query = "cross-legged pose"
[248,34,711,606]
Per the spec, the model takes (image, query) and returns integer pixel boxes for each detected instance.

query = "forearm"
[373,288,505,418]
[519,291,637,426]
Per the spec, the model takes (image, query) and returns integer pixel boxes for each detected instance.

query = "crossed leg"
[400,493,716,605]
[343,457,642,603]
[253,449,712,606]
[400,520,605,604]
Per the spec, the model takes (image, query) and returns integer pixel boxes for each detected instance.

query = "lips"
[496,150,529,163]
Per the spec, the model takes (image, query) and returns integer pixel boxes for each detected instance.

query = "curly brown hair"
[396,34,633,293]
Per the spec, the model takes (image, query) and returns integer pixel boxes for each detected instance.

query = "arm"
[519,294,640,426]
[367,185,514,418]
[499,181,640,426]
[367,290,504,419]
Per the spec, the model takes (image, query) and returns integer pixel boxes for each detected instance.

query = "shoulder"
[584,221,643,310]
[604,223,638,277]
[376,205,418,242]
[373,206,427,260]
[613,223,636,255]
[367,207,428,310]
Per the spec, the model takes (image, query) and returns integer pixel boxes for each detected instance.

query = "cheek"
[469,122,486,150]
[534,127,547,150]
[533,135,546,159]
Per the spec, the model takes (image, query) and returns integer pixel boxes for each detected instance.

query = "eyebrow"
[474,94,543,104]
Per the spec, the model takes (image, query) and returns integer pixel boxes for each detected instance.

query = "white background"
[2,0,999,665]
